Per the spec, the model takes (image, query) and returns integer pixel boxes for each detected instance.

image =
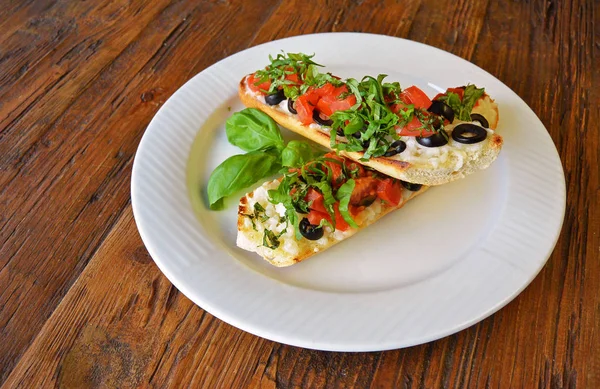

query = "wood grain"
[0,0,598,387]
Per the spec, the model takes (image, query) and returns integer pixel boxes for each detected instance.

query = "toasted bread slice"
[236,179,428,267]
[239,76,503,186]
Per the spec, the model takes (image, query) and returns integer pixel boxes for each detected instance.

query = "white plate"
[131,33,565,351]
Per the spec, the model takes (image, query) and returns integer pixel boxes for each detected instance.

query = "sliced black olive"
[470,113,489,128]
[336,128,345,137]
[452,123,488,144]
[352,131,362,139]
[265,89,285,106]
[428,100,455,122]
[361,139,370,149]
[357,194,377,207]
[401,180,422,191]
[383,140,407,157]
[416,131,448,147]
[287,98,297,114]
[312,109,333,126]
[299,218,324,240]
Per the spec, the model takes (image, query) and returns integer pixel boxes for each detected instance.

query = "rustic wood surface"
[0,0,598,387]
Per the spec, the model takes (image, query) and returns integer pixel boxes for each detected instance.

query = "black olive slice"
[265,89,285,106]
[336,128,345,137]
[287,98,297,114]
[428,100,455,122]
[400,180,422,191]
[416,132,448,147]
[452,123,487,144]
[383,140,407,157]
[312,109,333,126]
[470,113,489,128]
[299,218,324,240]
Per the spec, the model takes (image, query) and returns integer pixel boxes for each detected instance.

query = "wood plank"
[0,0,281,383]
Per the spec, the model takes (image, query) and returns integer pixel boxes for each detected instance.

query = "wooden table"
[1,1,598,388]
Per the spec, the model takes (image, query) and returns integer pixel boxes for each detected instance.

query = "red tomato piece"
[306,203,351,231]
[349,177,379,206]
[400,86,432,109]
[322,152,345,185]
[396,115,436,137]
[247,73,271,94]
[306,188,327,213]
[313,83,335,97]
[377,178,403,206]
[317,85,356,116]
[333,203,350,231]
[307,209,328,227]
[295,94,316,125]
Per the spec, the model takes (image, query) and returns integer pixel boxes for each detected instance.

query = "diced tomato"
[247,73,271,94]
[400,86,432,109]
[282,66,301,85]
[333,203,351,231]
[313,83,335,97]
[316,85,356,116]
[295,94,316,125]
[396,115,436,137]
[349,177,379,206]
[285,72,300,84]
[307,209,328,226]
[377,178,403,206]
[322,152,345,185]
[306,203,351,231]
[306,188,327,213]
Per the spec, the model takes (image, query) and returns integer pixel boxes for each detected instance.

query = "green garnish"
[263,229,280,249]
[254,52,343,99]
[437,84,485,121]
[207,108,321,210]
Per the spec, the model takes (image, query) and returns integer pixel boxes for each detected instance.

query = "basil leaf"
[460,85,485,121]
[281,140,318,168]
[207,151,281,210]
[263,229,280,249]
[225,108,284,152]
[336,179,359,229]
[312,181,336,225]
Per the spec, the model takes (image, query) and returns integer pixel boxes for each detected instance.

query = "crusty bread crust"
[239,76,503,186]
[237,185,428,267]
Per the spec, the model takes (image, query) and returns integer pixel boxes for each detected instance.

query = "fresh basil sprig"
[226,109,284,152]
[208,108,321,210]
[207,150,281,210]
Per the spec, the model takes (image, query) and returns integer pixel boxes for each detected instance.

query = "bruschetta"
[238,53,503,186]
[236,152,428,266]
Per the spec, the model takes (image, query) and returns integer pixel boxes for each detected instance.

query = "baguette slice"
[236,179,428,267]
[239,76,503,186]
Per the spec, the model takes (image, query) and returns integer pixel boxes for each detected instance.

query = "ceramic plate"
[131,33,565,351]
